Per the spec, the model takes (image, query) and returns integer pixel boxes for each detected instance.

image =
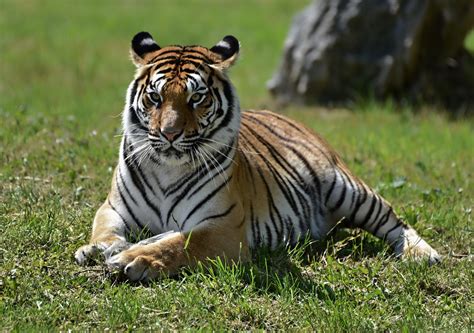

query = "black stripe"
[383,219,404,240]
[124,140,156,196]
[154,67,174,75]
[286,217,296,245]
[250,204,261,246]
[251,220,257,246]
[138,77,147,96]
[131,164,163,223]
[182,48,213,60]
[131,159,156,196]
[152,55,179,63]
[153,59,181,68]
[240,133,309,230]
[187,75,199,89]
[181,175,233,227]
[148,48,183,62]
[240,125,310,234]
[148,169,165,194]
[243,114,323,199]
[181,67,202,74]
[206,78,235,139]
[241,123,306,187]
[239,150,256,192]
[168,142,233,197]
[207,75,214,87]
[240,126,301,209]
[127,81,147,131]
[348,185,368,223]
[255,218,262,247]
[254,166,284,246]
[340,169,357,209]
[211,87,223,112]
[164,152,231,226]
[290,147,322,199]
[122,140,163,225]
[165,168,202,197]
[372,208,393,236]
[107,198,131,233]
[182,54,210,62]
[329,172,346,212]
[118,167,139,206]
[361,194,378,227]
[164,143,233,197]
[115,171,144,229]
[265,223,273,248]
[196,204,236,225]
[364,196,383,229]
[267,190,283,246]
[122,140,146,195]
[325,172,338,204]
[186,150,234,199]
[248,111,334,163]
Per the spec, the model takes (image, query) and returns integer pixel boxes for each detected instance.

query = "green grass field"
[1,1,473,331]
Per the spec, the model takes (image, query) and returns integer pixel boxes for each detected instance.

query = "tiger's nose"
[160,127,182,142]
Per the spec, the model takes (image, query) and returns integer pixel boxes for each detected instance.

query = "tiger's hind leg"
[325,168,440,264]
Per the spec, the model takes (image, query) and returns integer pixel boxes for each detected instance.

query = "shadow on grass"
[239,230,387,295]
[85,229,389,300]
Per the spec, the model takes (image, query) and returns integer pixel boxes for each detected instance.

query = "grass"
[1,1,473,331]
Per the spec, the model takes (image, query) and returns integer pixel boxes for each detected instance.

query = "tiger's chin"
[156,149,192,167]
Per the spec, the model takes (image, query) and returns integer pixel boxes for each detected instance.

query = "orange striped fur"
[75,32,439,281]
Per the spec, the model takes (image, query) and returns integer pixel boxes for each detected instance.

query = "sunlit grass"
[1,1,473,331]
[465,29,474,52]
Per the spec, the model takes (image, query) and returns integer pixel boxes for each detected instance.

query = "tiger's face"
[123,32,240,167]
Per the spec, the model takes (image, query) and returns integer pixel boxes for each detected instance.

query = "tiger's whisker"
[200,142,237,166]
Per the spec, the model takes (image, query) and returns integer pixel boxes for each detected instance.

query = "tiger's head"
[123,32,240,167]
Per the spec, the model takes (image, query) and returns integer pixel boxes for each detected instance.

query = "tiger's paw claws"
[75,244,103,266]
[106,252,164,282]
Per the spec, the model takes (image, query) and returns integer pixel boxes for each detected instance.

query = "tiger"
[75,32,440,281]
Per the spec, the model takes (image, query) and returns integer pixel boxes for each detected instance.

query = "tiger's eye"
[149,92,161,104]
[190,93,203,102]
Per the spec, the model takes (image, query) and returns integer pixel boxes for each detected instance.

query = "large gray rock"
[268,0,474,108]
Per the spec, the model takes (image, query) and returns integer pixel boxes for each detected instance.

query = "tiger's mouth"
[162,146,183,157]
[151,143,183,154]
[148,135,217,167]
[149,142,191,166]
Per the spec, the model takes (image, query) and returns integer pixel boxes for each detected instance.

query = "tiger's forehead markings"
[148,46,213,66]
[142,46,214,94]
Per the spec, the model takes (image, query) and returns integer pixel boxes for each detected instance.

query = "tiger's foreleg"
[74,199,130,266]
[105,219,250,282]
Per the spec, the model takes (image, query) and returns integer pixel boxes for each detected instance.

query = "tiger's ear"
[209,35,240,70]
[130,31,161,67]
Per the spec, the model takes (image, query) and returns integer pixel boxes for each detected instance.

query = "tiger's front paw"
[75,243,106,266]
[75,240,131,266]
[106,250,165,282]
